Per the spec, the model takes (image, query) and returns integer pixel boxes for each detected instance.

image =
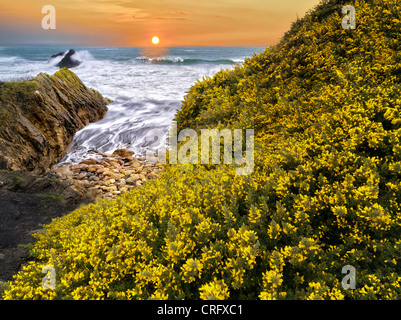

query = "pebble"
[50,149,164,200]
[88,166,98,173]
[77,173,86,180]
[147,172,160,179]
[80,159,99,166]
[126,175,140,184]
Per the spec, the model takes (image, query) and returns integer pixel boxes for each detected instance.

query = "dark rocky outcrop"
[0,68,110,174]
[56,49,81,68]
[49,51,65,60]
[0,170,93,284]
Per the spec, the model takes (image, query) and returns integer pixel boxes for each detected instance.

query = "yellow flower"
[199,278,230,300]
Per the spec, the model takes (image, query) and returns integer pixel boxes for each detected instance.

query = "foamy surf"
[60,99,179,164]
[0,46,265,164]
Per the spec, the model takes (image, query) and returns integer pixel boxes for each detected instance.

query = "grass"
[6,176,26,185]
[0,281,9,299]
[17,243,34,250]
[0,80,39,127]
[36,194,63,202]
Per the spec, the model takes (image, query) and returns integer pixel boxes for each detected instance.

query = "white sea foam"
[0,46,265,164]
[0,56,18,63]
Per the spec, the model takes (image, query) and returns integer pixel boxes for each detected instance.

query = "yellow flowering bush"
[3,0,401,300]
[199,279,230,300]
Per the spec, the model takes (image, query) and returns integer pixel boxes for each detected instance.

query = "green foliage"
[17,243,34,251]
[36,194,63,202]
[6,175,26,185]
[3,0,401,300]
[0,80,39,125]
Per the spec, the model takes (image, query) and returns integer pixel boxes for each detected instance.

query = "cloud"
[171,11,189,15]
[56,0,149,22]
[131,16,187,22]
[74,1,188,23]
[154,16,187,20]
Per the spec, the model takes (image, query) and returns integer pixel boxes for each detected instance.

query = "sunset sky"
[0,0,321,46]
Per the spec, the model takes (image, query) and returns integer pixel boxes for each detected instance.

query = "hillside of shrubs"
[3,0,401,300]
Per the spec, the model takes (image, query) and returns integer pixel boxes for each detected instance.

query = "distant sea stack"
[52,49,81,69]
[0,68,110,173]
[49,52,65,60]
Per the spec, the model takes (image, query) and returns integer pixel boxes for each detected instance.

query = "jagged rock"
[0,170,90,206]
[49,52,65,61]
[0,68,110,173]
[56,49,81,69]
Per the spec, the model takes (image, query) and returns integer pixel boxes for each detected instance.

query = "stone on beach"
[80,159,100,166]
[50,151,164,200]
[112,148,135,159]
[126,175,140,185]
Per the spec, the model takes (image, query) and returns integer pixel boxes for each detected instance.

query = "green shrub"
[36,194,63,202]
[3,0,401,300]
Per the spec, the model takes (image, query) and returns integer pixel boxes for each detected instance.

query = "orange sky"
[0,0,321,46]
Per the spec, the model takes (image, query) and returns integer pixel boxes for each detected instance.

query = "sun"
[152,36,160,45]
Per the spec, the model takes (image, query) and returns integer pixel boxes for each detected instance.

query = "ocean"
[0,46,265,164]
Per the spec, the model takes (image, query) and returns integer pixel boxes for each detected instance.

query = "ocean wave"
[48,50,96,66]
[0,56,19,63]
[135,56,240,65]
[61,98,180,163]
[73,50,96,62]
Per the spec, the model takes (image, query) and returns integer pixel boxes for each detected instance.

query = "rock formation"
[0,68,110,173]
[49,51,65,60]
[56,49,81,69]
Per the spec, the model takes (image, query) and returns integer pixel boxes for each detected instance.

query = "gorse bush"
[4,0,401,300]
[176,0,401,133]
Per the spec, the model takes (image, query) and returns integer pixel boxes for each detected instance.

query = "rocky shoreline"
[0,69,164,290]
[51,148,164,200]
[0,68,110,174]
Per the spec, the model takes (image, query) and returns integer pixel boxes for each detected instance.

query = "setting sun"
[152,36,160,45]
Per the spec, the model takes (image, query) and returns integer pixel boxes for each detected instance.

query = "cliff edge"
[0,68,110,173]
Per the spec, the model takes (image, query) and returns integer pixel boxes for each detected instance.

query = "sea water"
[0,46,265,164]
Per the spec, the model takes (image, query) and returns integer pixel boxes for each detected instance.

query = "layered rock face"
[0,68,110,173]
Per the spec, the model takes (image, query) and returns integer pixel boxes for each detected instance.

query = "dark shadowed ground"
[0,170,92,296]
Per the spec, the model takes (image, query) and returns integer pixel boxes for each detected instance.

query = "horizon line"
[0,44,269,48]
